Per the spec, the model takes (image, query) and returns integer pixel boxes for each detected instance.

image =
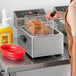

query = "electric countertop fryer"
[14,9,64,58]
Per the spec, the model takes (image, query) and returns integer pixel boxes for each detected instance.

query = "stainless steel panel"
[16,64,71,76]
[18,25,64,58]
[33,33,63,57]
[18,26,33,57]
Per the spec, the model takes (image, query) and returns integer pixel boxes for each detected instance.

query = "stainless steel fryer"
[14,9,64,58]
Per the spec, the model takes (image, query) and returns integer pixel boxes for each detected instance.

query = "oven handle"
[20,35,27,43]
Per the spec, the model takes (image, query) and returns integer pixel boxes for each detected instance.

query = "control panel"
[15,9,46,18]
[55,6,68,12]
[14,9,46,27]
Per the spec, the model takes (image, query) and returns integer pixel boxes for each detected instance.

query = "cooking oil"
[0,27,13,46]
[0,9,13,46]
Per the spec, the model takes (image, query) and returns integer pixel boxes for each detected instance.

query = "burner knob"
[34,11,39,14]
[20,35,27,43]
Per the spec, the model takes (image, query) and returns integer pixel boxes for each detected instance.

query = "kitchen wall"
[0,0,70,22]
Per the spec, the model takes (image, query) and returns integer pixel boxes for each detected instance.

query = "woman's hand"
[46,11,66,20]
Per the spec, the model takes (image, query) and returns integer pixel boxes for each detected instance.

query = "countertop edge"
[6,59,70,73]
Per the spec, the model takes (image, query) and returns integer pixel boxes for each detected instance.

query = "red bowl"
[0,44,26,60]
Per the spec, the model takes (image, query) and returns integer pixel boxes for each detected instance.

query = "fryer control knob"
[29,11,32,15]
[34,11,39,14]
[20,35,27,43]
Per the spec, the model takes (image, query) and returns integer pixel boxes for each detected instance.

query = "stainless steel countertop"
[0,39,70,73]
[0,46,70,74]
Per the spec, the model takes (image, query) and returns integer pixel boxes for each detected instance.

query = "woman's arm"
[65,13,73,57]
[66,0,76,76]
[71,36,76,76]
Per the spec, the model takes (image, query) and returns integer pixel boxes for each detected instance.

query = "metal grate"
[24,15,55,36]
[25,15,46,23]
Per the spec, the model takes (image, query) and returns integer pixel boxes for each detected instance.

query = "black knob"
[51,11,56,17]
[20,35,27,43]
[34,11,39,14]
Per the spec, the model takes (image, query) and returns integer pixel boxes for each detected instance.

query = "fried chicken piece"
[37,24,50,35]
[26,20,50,35]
